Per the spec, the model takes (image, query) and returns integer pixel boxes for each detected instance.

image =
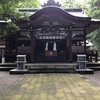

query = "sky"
[40,0,85,4]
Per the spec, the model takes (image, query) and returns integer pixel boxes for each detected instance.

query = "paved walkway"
[1,74,100,100]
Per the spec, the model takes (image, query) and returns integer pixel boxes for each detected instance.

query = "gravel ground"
[83,71,100,87]
[0,71,100,95]
[0,71,23,95]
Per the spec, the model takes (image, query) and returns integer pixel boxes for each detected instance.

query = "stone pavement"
[1,74,100,100]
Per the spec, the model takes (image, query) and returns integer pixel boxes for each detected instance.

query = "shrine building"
[1,0,100,63]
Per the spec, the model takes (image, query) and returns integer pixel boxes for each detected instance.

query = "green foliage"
[87,0,100,18]
[0,0,40,20]
[90,29,100,50]
[0,23,19,35]
[18,0,40,8]
[61,0,75,8]
[6,23,19,34]
[0,1,20,20]
[61,0,87,9]
[87,0,100,50]
[0,0,40,35]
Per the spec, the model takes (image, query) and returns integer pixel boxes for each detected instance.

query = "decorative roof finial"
[42,0,61,7]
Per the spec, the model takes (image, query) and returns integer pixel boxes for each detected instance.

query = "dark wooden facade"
[1,0,100,63]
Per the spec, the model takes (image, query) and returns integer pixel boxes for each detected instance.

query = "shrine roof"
[18,8,87,18]
[17,6,100,35]
[29,6,91,22]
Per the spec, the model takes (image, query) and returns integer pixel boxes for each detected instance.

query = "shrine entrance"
[29,6,75,63]
[35,38,67,63]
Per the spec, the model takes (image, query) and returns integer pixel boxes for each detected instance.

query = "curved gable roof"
[29,6,91,23]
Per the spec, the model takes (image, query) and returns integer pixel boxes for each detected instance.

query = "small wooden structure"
[1,0,100,63]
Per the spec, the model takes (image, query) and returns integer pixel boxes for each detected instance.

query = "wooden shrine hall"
[1,0,100,63]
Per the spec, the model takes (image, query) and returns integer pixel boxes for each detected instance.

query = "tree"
[0,0,21,35]
[0,0,40,35]
[18,0,40,8]
[0,0,40,20]
[0,0,20,20]
[61,0,87,9]
[61,0,75,8]
[87,0,100,50]
[87,0,100,18]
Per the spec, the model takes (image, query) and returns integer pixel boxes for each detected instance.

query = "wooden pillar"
[66,37,68,61]
[15,34,18,55]
[30,29,35,62]
[84,28,86,53]
[68,27,72,62]
[95,51,98,62]
[1,49,5,63]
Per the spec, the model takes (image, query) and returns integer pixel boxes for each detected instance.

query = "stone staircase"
[0,63,16,71]
[1,62,100,74]
[26,63,77,74]
[87,62,100,71]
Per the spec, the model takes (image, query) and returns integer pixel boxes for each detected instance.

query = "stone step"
[75,69,94,74]
[28,69,76,74]
[0,63,16,67]
[88,66,100,71]
[0,66,15,71]
[28,66,74,69]
[26,63,77,70]
[29,67,74,70]
[28,64,76,73]
[87,62,100,67]
[86,62,100,71]
[0,63,16,71]
[27,63,76,73]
